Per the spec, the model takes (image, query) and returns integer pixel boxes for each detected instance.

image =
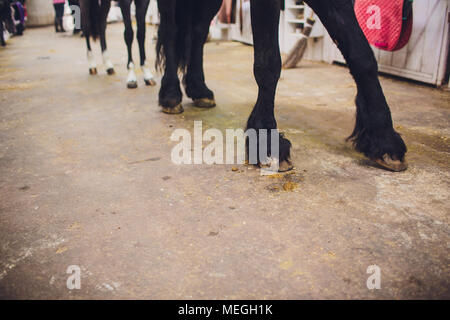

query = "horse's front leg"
[305,0,407,171]
[156,0,183,114]
[119,0,137,88]
[100,0,114,75]
[247,0,292,172]
[135,0,156,86]
[183,0,222,108]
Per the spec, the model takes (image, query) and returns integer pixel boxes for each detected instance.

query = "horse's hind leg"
[246,0,292,172]
[305,0,407,171]
[80,0,97,74]
[183,0,222,108]
[136,0,156,86]
[100,0,114,75]
[85,35,97,75]
[119,0,137,88]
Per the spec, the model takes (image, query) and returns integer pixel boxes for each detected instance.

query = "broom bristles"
[282,15,316,69]
[282,36,308,69]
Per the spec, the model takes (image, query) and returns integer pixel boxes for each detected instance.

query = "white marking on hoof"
[87,50,96,70]
[102,50,114,71]
[142,61,156,86]
[260,157,280,175]
[127,62,137,88]
[259,157,293,175]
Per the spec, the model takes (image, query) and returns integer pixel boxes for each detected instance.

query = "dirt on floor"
[0,24,449,299]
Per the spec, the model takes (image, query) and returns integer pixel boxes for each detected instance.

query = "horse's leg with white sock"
[142,61,156,86]
[102,49,115,75]
[119,0,137,88]
[85,35,97,75]
[87,50,97,75]
[136,0,156,86]
[100,0,114,75]
[127,62,138,88]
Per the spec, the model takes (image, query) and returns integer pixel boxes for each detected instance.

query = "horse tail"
[156,0,192,73]
[81,0,101,40]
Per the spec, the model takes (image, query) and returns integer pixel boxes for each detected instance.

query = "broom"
[282,10,316,69]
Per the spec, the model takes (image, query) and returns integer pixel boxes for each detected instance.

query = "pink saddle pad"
[355,0,413,51]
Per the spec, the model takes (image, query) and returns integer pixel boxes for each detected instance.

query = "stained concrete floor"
[0,24,449,299]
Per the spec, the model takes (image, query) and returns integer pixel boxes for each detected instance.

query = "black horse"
[79,0,115,75]
[79,0,156,87]
[156,0,407,172]
[118,0,156,88]
[0,0,15,46]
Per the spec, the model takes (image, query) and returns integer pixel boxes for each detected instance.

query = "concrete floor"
[0,24,449,299]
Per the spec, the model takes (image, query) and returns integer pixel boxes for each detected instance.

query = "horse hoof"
[106,68,115,75]
[144,78,157,86]
[373,154,407,172]
[162,104,184,114]
[193,98,216,108]
[89,68,97,75]
[259,157,294,173]
[279,160,294,172]
[127,81,138,89]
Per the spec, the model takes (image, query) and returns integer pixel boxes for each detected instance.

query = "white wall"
[296,0,450,86]
[27,0,55,26]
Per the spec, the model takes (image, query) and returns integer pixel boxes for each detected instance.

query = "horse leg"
[85,35,97,75]
[156,0,183,114]
[119,0,137,88]
[246,0,292,172]
[100,0,114,75]
[0,21,5,46]
[80,0,97,74]
[305,0,407,171]
[183,0,222,108]
[135,0,156,86]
